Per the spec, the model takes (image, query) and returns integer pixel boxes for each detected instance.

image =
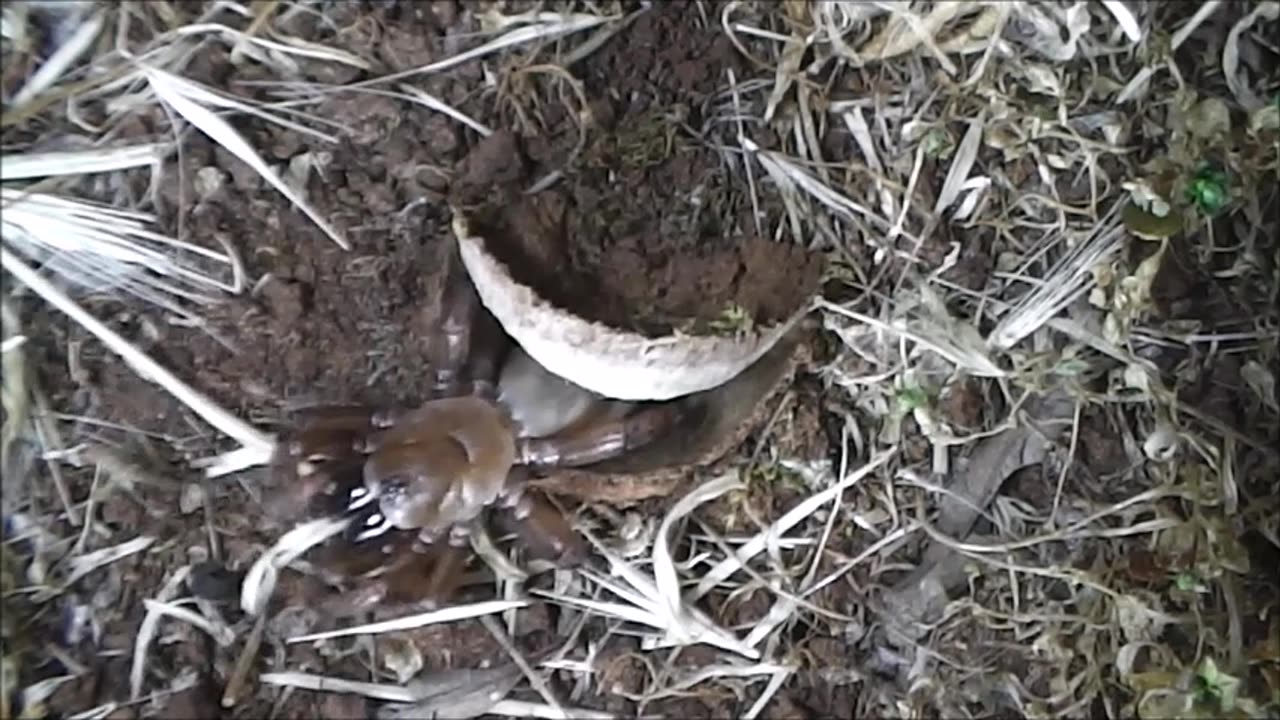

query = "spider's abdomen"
[497,346,600,438]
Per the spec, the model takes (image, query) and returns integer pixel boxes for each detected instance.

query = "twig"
[31,374,80,525]
[222,613,267,708]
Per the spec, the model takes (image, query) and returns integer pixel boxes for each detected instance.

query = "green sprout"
[1191,657,1241,712]
[705,302,755,337]
[921,128,953,159]
[1174,571,1201,592]
[1186,164,1229,216]
[895,385,930,414]
[746,461,804,493]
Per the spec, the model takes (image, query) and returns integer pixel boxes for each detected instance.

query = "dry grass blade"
[9,8,104,109]
[861,1,971,70]
[60,535,154,590]
[934,109,986,214]
[1,249,276,477]
[651,473,743,637]
[744,667,794,720]
[987,202,1126,351]
[320,11,614,96]
[0,143,169,180]
[743,137,891,233]
[15,676,77,720]
[693,450,896,599]
[478,615,563,718]
[641,661,792,703]
[239,516,349,616]
[259,673,616,720]
[1223,2,1280,110]
[819,298,1006,377]
[2,188,243,318]
[171,22,372,71]
[396,84,492,136]
[221,614,265,708]
[260,673,420,702]
[537,474,760,659]
[140,66,349,250]
[1,299,30,480]
[1099,0,1144,43]
[133,596,235,700]
[287,600,530,644]
[379,662,525,719]
[140,599,235,646]
[129,566,189,700]
[482,700,615,720]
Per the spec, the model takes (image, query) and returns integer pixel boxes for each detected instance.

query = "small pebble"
[179,482,205,515]
[194,166,225,200]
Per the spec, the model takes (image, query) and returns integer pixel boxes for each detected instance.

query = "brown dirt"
[7,3,851,719]
[452,129,824,337]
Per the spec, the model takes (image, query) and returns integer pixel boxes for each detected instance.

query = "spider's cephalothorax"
[268,252,680,613]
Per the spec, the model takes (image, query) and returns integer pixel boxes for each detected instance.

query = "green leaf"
[1187,165,1230,215]
[895,386,929,413]
[922,128,953,159]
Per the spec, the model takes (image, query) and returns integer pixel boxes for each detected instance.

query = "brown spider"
[266,251,681,611]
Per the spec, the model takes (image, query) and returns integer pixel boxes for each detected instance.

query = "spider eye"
[377,478,407,502]
[374,479,426,530]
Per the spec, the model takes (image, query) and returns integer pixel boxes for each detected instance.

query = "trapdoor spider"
[268,252,680,609]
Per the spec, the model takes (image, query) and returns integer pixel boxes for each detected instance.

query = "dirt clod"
[258,277,307,328]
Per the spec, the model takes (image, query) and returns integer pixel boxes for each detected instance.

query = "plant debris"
[1,1,1276,718]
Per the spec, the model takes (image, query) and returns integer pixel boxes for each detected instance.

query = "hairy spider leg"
[268,409,379,522]
[493,489,587,566]
[516,403,682,468]
[429,252,478,398]
[413,543,469,607]
[285,404,380,432]
[315,537,470,616]
[466,304,510,400]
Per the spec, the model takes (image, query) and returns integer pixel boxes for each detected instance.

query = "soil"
[0,3,866,719]
[451,125,824,339]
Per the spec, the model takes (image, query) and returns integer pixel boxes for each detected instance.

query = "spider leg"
[466,306,510,400]
[445,523,472,547]
[270,414,373,521]
[290,432,355,460]
[317,581,389,617]
[317,538,468,616]
[288,404,379,430]
[280,405,377,470]
[414,543,469,607]
[495,466,531,517]
[493,490,586,566]
[430,253,478,398]
[414,523,446,547]
[516,403,681,468]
